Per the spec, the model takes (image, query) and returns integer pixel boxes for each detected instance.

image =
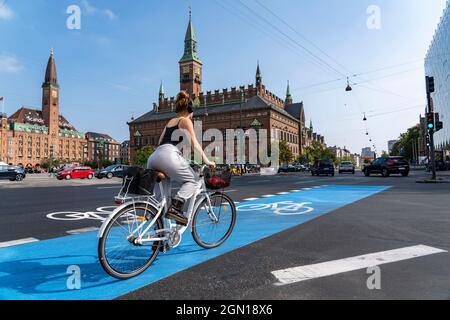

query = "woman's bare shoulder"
[178,117,193,129]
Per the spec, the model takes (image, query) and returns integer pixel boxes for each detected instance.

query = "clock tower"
[179,11,202,96]
[42,49,60,154]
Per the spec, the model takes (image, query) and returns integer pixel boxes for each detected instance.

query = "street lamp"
[345,77,353,92]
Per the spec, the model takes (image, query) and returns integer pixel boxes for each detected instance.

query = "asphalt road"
[1,171,450,299]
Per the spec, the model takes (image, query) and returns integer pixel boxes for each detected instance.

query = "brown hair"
[175,91,191,113]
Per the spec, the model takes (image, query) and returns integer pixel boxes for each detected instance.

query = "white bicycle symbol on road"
[46,206,117,221]
[237,201,314,216]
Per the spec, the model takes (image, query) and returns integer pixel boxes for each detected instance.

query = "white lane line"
[302,188,313,190]
[262,195,276,198]
[277,192,289,195]
[272,245,447,286]
[290,190,301,192]
[0,238,39,248]
[67,227,100,235]
[243,198,259,201]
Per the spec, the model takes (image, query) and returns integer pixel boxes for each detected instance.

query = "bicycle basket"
[122,166,157,196]
[204,165,231,190]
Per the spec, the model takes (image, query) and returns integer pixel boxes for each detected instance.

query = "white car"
[338,161,355,174]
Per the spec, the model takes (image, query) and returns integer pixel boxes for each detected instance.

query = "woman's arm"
[158,127,167,146]
[179,118,215,166]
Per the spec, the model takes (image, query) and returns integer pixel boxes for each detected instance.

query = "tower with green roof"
[179,10,202,96]
[285,80,293,105]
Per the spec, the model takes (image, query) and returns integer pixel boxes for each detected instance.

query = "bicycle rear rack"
[114,176,160,208]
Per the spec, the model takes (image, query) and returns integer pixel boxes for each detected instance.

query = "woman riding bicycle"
[147,91,216,226]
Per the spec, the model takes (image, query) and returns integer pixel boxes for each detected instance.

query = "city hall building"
[0,50,120,167]
[129,14,325,164]
[425,0,450,157]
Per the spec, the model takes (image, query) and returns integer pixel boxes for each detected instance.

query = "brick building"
[128,14,325,164]
[85,132,120,164]
[0,50,122,167]
[0,50,86,166]
[120,140,130,164]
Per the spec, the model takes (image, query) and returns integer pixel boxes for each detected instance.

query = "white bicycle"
[98,165,236,280]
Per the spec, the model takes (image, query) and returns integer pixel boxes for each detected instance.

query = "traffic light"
[426,112,435,131]
[426,134,430,147]
[426,76,435,94]
[435,113,444,132]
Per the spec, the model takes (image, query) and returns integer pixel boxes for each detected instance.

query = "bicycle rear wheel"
[192,192,236,249]
[98,204,163,279]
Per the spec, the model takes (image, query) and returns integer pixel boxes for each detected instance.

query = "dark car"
[96,165,127,179]
[363,157,410,177]
[311,159,335,176]
[0,165,26,181]
[278,165,298,173]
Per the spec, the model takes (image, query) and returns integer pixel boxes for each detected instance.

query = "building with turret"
[0,50,121,167]
[128,13,325,164]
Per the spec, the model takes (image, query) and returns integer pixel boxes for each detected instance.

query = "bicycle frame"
[98,167,217,247]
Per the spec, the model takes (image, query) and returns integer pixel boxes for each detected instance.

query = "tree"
[295,154,309,165]
[390,125,420,162]
[133,145,154,167]
[304,141,335,163]
[381,151,389,157]
[278,141,293,165]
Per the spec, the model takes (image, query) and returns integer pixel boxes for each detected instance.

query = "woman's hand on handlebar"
[206,160,216,169]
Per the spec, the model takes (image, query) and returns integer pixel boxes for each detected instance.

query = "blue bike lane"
[0,185,390,300]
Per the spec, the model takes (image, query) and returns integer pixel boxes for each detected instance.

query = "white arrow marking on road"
[0,238,39,248]
[272,245,447,286]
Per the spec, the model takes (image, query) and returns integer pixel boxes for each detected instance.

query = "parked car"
[57,166,94,180]
[311,159,335,176]
[293,164,306,172]
[363,157,410,177]
[278,165,298,173]
[339,161,355,174]
[96,165,127,179]
[0,165,26,181]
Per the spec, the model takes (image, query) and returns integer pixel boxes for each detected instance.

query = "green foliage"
[390,125,420,161]
[133,145,155,167]
[40,159,60,169]
[295,154,309,165]
[304,141,335,163]
[278,141,293,165]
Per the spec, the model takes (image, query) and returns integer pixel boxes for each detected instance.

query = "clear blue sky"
[0,0,447,154]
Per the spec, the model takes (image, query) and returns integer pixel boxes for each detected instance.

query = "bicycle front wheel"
[192,192,236,249]
[98,204,163,280]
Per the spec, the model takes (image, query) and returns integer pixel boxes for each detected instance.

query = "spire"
[285,80,293,105]
[256,61,262,86]
[159,81,165,96]
[310,119,313,131]
[43,48,58,86]
[180,9,201,63]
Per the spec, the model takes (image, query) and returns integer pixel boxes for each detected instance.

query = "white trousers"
[147,144,197,201]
